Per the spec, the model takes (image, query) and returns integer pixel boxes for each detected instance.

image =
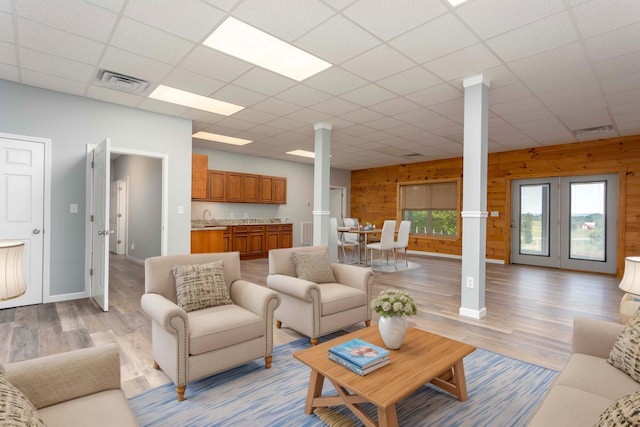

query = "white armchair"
[267,246,374,345]
[141,252,280,401]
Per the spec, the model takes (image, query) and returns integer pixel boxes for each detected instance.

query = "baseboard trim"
[459,306,487,319]
[406,250,505,264]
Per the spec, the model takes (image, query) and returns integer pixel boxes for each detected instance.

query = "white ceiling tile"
[396,108,458,130]
[559,107,612,130]
[546,96,606,116]
[85,0,125,13]
[180,108,227,123]
[592,51,640,80]
[304,67,368,96]
[508,42,589,81]
[213,84,267,107]
[340,124,378,137]
[0,0,10,12]
[137,97,189,116]
[429,124,464,138]
[252,97,301,116]
[536,81,602,105]
[615,112,640,130]
[340,108,385,123]
[233,0,335,42]
[369,97,420,116]
[232,108,278,124]
[486,12,578,62]
[0,12,14,42]
[490,96,544,115]
[180,46,252,82]
[100,47,172,83]
[215,116,260,131]
[524,65,596,95]
[22,69,88,95]
[389,13,478,64]
[343,0,447,40]
[364,117,405,131]
[286,107,331,123]
[264,117,307,131]
[426,98,464,123]
[86,84,142,106]
[376,66,442,96]
[110,18,195,65]
[489,83,533,105]
[202,0,242,13]
[0,63,19,81]
[476,65,520,88]
[310,97,360,115]
[124,0,225,42]
[15,0,117,42]
[585,22,640,62]
[19,47,95,82]
[340,84,396,107]
[341,44,416,81]
[606,88,640,106]
[295,15,381,64]
[513,116,566,133]
[405,83,462,107]
[275,84,332,107]
[610,101,640,115]
[17,18,105,64]
[425,43,502,81]
[162,68,225,96]
[0,41,16,66]
[456,0,565,39]
[600,72,640,95]
[571,0,640,38]
[231,68,297,96]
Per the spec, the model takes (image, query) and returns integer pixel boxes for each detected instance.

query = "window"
[399,180,459,237]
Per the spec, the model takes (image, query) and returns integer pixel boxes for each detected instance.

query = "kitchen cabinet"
[191,229,224,253]
[279,224,292,248]
[228,224,292,259]
[223,229,231,252]
[260,176,287,204]
[191,154,208,200]
[208,170,225,202]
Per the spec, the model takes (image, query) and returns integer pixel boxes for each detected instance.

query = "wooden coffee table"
[293,326,476,427]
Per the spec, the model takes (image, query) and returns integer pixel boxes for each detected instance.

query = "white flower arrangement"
[371,289,417,317]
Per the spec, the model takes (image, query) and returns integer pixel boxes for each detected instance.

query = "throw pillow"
[595,390,640,426]
[0,372,45,427]
[172,260,233,312]
[291,250,337,283]
[608,308,640,382]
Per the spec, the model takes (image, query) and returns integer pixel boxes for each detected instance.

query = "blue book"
[328,352,389,376]
[328,338,390,368]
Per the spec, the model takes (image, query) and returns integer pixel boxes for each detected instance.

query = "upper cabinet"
[193,167,286,204]
[191,154,208,200]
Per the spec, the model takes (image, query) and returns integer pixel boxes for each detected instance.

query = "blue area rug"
[129,335,557,426]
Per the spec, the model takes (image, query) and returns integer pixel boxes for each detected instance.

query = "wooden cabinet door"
[248,225,264,256]
[243,174,260,203]
[208,170,225,201]
[191,154,208,200]
[191,230,223,253]
[223,230,231,252]
[279,224,293,248]
[231,226,249,256]
[226,172,243,202]
[265,225,279,251]
[260,176,274,203]
[274,177,287,204]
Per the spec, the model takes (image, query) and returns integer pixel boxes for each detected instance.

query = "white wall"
[192,148,351,247]
[0,79,192,298]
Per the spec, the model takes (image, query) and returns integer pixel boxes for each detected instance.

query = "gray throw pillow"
[172,260,233,312]
[0,372,45,427]
[291,250,337,283]
[608,308,640,382]
[595,390,640,426]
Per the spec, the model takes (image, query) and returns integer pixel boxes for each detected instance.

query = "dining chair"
[366,220,396,270]
[331,218,359,263]
[394,220,412,267]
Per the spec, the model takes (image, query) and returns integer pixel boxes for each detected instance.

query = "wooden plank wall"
[351,135,640,274]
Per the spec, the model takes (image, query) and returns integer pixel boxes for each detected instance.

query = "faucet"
[202,209,212,225]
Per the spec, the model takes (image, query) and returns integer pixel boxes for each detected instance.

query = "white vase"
[378,316,407,349]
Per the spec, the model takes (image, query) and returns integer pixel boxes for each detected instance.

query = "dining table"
[339,227,382,266]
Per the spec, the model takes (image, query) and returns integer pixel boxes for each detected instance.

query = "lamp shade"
[619,256,640,295]
[0,240,27,301]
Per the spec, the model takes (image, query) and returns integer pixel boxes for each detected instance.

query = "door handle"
[97,230,111,236]
[33,228,41,234]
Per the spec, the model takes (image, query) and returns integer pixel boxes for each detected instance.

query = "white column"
[460,74,490,319]
[313,123,334,259]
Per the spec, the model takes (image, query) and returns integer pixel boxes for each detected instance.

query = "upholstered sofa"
[528,317,640,426]
[267,245,374,345]
[0,343,138,427]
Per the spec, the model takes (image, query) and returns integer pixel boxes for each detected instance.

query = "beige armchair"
[1,344,138,427]
[141,252,280,401]
[267,246,374,345]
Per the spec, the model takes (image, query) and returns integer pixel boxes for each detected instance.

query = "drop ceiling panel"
[405,83,462,107]
[0,12,14,42]
[304,67,368,96]
[425,43,502,81]
[376,66,442,96]
[585,22,640,61]
[231,68,297,96]
[507,43,589,81]
[21,69,87,96]
[524,65,597,95]
[19,48,95,82]
[252,98,302,116]
[276,84,333,107]
[0,41,16,66]
[310,97,360,115]
[341,84,396,107]
[341,44,416,81]
[213,84,268,107]
[162,69,225,96]
[100,47,172,82]
[559,108,612,130]
[571,0,640,38]
[86,84,141,106]
[179,46,252,82]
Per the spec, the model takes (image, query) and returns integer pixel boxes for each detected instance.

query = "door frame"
[0,132,51,304]
[84,145,169,301]
[506,170,626,276]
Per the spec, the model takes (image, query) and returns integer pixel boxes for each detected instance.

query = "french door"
[510,174,617,274]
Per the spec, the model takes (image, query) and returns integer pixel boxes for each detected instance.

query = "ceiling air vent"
[95,69,151,95]
[574,125,614,138]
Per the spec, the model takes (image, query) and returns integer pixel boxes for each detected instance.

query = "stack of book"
[328,338,390,376]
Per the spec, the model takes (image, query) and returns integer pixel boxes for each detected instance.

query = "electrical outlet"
[466,277,474,288]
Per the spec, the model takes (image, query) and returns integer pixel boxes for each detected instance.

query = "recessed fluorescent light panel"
[193,131,252,146]
[286,150,316,158]
[149,85,244,116]
[447,0,469,6]
[203,17,332,81]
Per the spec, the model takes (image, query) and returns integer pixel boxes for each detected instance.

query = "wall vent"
[574,125,614,138]
[95,69,151,95]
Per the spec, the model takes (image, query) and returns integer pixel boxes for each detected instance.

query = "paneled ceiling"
[2,0,640,170]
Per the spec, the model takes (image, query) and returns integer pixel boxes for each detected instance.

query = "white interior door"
[0,136,45,308]
[91,138,110,311]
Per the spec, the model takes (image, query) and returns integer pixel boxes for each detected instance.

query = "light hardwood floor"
[0,253,621,398]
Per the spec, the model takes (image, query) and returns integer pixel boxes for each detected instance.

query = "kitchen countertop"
[191,226,227,231]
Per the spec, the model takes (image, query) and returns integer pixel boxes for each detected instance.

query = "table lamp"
[0,240,27,301]
[618,256,640,324]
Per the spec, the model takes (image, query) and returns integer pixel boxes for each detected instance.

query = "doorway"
[109,177,127,255]
[510,174,618,274]
[330,186,346,225]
